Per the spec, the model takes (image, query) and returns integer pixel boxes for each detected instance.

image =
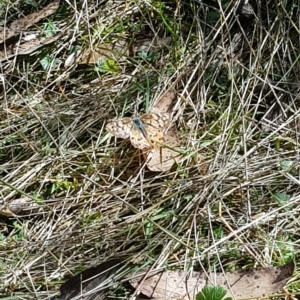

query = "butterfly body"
[106,113,171,149]
[132,117,147,138]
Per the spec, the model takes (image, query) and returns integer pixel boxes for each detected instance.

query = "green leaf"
[213,227,224,239]
[183,194,194,201]
[274,192,290,204]
[32,191,44,204]
[145,221,154,237]
[40,54,51,70]
[44,21,58,37]
[200,140,215,147]
[196,286,231,300]
[137,50,159,61]
[103,58,121,73]
[280,160,294,171]
[40,54,61,70]
[95,59,106,73]
[274,192,291,211]
[25,0,38,7]
[95,58,121,73]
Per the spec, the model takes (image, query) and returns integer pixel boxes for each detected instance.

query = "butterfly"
[106,113,171,150]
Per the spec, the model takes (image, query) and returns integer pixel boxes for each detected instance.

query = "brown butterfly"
[106,113,171,149]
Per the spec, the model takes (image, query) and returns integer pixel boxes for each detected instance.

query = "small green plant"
[95,58,121,73]
[40,54,61,70]
[48,178,78,195]
[213,227,224,239]
[274,192,290,205]
[12,221,26,241]
[0,233,5,241]
[280,160,297,174]
[25,0,38,7]
[81,211,101,227]
[280,160,294,171]
[136,50,159,61]
[43,21,58,37]
[269,190,292,211]
[32,191,44,204]
[275,241,295,263]
[196,286,232,300]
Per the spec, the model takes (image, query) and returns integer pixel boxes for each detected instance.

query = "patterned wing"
[140,113,171,146]
[141,113,171,128]
[106,113,171,150]
[106,118,132,139]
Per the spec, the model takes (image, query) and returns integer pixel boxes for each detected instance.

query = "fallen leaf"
[0,2,59,43]
[0,2,60,61]
[128,261,294,299]
[11,2,59,31]
[143,129,182,172]
[0,33,63,61]
[52,259,122,300]
[151,90,176,114]
[8,197,40,215]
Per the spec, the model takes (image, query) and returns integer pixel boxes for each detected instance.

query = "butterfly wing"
[140,113,171,146]
[106,113,171,150]
[129,130,152,149]
[106,118,132,139]
[141,113,171,128]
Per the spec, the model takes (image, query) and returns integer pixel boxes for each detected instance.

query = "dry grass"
[0,0,300,298]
